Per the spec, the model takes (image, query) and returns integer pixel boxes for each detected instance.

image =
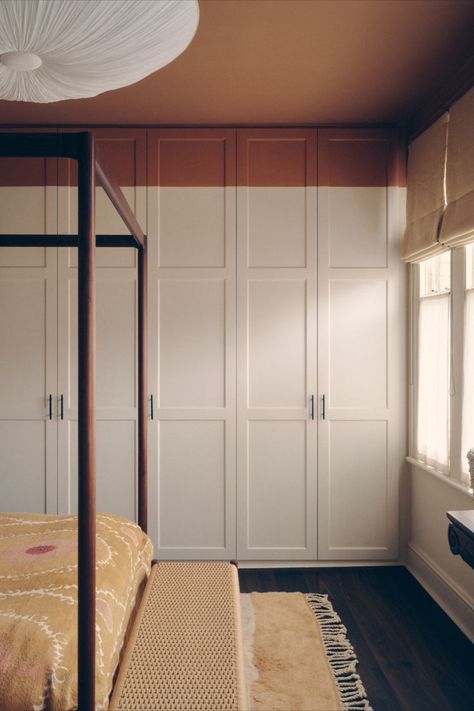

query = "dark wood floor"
[238,566,474,711]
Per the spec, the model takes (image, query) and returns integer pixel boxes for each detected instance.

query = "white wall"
[406,462,474,641]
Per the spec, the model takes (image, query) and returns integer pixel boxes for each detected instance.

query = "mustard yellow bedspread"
[0,512,153,711]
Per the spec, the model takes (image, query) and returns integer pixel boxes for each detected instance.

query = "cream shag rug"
[241,592,372,711]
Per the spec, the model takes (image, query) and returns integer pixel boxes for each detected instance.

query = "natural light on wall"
[416,252,451,473]
[462,244,474,482]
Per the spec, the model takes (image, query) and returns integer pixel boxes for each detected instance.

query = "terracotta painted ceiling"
[0,0,473,126]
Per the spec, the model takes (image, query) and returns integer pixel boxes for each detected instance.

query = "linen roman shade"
[439,87,474,248]
[402,113,448,263]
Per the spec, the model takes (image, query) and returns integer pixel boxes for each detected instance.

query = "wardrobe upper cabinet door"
[0,147,58,514]
[147,129,236,559]
[317,129,406,560]
[58,128,146,267]
[236,129,318,560]
[57,129,146,519]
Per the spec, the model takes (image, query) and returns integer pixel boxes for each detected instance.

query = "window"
[406,88,474,488]
[413,246,474,488]
[415,252,451,473]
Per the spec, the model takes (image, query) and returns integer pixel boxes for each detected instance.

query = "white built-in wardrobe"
[0,127,406,562]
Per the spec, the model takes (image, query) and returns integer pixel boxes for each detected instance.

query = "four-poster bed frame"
[0,131,148,711]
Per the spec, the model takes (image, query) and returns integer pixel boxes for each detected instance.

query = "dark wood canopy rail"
[0,131,148,711]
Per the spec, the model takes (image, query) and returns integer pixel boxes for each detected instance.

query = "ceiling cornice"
[407,53,474,141]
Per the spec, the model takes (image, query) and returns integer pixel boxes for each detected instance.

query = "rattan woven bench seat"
[109,561,248,711]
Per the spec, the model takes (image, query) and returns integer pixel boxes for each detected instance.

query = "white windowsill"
[406,456,473,497]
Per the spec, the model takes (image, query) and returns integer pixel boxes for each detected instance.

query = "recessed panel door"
[147,129,236,558]
[57,130,146,520]
[317,129,406,560]
[0,153,58,513]
[236,129,318,560]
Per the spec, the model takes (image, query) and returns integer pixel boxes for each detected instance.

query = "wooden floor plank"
[238,566,474,711]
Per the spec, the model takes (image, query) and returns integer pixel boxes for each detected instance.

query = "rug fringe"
[306,594,373,711]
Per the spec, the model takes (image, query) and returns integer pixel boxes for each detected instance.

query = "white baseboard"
[238,560,403,569]
[406,543,474,642]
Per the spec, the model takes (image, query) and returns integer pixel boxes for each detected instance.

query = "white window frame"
[450,247,466,480]
[462,245,474,486]
[409,246,472,491]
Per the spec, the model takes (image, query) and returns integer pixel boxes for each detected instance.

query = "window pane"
[416,294,450,471]
[419,251,451,297]
[462,286,474,484]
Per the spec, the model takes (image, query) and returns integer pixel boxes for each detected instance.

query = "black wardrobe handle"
[48,394,52,420]
[321,394,326,421]
[310,394,315,420]
[60,394,64,420]
[150,394,154,421]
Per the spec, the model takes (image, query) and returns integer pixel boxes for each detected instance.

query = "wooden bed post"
[138,237,148,533]
[77,131,96,711]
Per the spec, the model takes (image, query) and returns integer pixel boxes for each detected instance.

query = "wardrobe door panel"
[327,187,388,268]
[159,279,225,408]
[324,138,389,269]
[159,187,225,267]
[63,275,136,411]
[57,270,138,517]
[0,422,49,512]
[0,154,56,267]
[248,279,307,408]
[248,420,307,549]
[237,129,317,560]
[328,420,388,549]
[248,188,306,267]
[0,278,55,513]
[329,278,387,409]
[244,138,308,267]
[0,151,58,513]
[66,421,136,521]
[0,278,49,403]
[157,139,226,267]
[158,420,226,549]
[148,129,236,558]
[318,129,406,560]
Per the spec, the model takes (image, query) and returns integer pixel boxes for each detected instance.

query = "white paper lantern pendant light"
[0,0,199,103]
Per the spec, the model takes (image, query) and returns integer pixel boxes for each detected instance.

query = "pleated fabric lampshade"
[0,0,199,103]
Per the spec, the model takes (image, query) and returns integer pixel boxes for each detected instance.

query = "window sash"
[415,292,450,472]
[462,288,474,484]
[411,247,473,490]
